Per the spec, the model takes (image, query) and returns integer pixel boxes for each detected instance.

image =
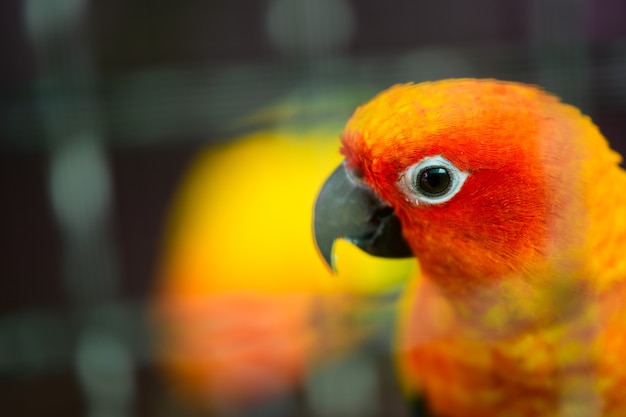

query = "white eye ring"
[398,155,468,205]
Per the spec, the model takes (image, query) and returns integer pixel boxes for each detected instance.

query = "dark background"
[1,1,625,416]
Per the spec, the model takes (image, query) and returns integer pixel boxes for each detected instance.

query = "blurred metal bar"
[0,303,151,376]
[529,0,591,110]
[25,1,135,416]
[2,41,626,152]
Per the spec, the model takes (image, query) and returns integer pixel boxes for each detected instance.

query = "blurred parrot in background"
[313,79,626,417]
[151,102,415,416]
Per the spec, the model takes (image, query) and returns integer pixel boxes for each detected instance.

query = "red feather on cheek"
[399,161,549,283]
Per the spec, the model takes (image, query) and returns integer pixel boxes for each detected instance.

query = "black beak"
[313,163,413,271]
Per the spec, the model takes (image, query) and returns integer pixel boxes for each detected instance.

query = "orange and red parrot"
[313,79,626,417]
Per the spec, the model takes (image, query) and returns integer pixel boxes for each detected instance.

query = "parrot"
[151,125,415,415]
[313,79,626,417]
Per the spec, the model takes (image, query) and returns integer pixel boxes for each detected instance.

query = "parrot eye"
[418,167,450,196]
[400,155,468,205]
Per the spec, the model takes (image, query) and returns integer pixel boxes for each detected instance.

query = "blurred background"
[1,1,625,416]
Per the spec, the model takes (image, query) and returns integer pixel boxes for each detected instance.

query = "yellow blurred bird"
[152,118,415,414]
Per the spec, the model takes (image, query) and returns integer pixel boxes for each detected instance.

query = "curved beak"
[313,163,413,271]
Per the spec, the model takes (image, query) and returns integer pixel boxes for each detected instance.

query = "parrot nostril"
[345,165,366,186]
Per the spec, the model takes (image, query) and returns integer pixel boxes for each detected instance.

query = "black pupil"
[418,167,450,195]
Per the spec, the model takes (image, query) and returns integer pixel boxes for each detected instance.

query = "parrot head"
[314,79,622,331]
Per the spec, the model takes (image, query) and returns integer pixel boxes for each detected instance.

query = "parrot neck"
[414,264,592,339]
